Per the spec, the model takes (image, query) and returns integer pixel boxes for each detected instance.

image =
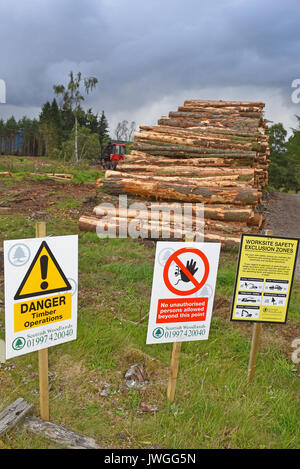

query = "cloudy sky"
[1,0,300,135]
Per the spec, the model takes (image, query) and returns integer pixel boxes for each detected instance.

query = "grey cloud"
[1,0,300,129]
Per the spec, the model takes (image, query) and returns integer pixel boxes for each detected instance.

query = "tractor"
[100,140,126,170]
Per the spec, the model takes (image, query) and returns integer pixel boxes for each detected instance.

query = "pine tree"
[39,99,62,156]
[5,116,18,154]
[266,123,288,190]
[98,111,109,159]
[285,116,300,193]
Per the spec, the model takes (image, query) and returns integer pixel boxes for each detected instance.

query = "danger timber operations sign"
[4,235,78,359]
[146,241,221,344]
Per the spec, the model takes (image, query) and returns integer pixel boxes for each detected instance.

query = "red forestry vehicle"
[100,140,126,170]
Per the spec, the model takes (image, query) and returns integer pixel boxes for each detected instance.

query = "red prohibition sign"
[163,247,210,296]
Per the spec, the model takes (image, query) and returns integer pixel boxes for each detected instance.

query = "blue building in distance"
[1,131,23,154]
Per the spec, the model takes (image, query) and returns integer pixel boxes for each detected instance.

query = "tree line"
[267,120,300,193]
[2,71,298,192]
[0,71,136,163]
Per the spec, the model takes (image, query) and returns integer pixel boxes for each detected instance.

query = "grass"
[0,156,299,449]
[0,155,104,185]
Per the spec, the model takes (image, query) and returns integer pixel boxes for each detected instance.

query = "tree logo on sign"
[152,327,164,339]
[12,337,25,351]
[8,243,31,267]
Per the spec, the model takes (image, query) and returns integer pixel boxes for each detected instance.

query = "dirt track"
[263,192,300,279]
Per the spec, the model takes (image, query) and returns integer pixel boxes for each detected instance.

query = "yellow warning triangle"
[14,241,71,300]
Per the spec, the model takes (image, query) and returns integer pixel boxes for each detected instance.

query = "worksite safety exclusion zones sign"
[230,233,299,324]
[146,242,221,344]
[4,235,78,359]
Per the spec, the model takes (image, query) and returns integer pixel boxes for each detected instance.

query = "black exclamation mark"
[40,255,49,290]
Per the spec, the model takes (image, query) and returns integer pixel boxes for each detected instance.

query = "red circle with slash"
[163,247,209,296]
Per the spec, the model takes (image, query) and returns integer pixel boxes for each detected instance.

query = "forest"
[0,84,300,193]
[0,99,109,162]
[266,120,300,192]
[0,71,135,164]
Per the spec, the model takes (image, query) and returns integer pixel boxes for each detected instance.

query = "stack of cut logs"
[79,100,269,248]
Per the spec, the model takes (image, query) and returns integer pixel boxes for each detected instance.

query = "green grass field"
[0,157,299,449]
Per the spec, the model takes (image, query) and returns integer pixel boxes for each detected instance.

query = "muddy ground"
[0,178,98,219]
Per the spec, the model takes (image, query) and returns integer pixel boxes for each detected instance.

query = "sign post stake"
[36,221,50,421]
[247,322,262,383]
[167,341,182,403]
[167,234,195,403]
[247,229,273,383]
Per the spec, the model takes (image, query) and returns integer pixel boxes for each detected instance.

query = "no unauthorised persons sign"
[4,235,78,359]
[146,241,220,344]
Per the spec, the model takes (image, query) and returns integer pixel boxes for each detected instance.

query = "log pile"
[79,100,269,248]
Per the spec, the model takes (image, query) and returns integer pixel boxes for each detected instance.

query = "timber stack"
[79,100,269,248]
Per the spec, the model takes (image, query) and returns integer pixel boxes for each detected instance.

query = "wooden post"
[167,342,182,403]
[167,233,195,403]
[247,229,273,383]
[35,222,50,421]
[247,322,262,383]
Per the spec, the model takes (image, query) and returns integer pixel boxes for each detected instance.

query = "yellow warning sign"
[231,234,299,324]
[14,292,72,332]
[14,241,72,300]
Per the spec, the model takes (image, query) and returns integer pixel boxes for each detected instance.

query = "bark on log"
[103,170,252,188]
[125,152,254,167]
[0,398,34,435]
[78,215,185,238]
[147,202,255,222]
[78,215,241,248]
[131,142,257,159]
[203,232,240,249]
[117,163,255,178]
[23,416,102,449]
[134,132,265,152]
[29,172,73,180]
[168,111,262,126]
[183,100,265,108]
[93,209,246,234]
[100,177,262,205]
[177,106,261,118]
[247,211,263,227]
[159,116,261,131]
[138,124,267,142]
[145,123,266,139]
[204,206,255,222]
[146,202,262,226]
[93,205,196,226]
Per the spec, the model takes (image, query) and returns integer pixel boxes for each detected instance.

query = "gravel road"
[263,192,300,279]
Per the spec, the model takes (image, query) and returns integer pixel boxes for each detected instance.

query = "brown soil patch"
[0,179,97,218]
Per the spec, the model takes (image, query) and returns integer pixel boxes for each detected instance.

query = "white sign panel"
[4,235,78,359]
[146,241,220,344]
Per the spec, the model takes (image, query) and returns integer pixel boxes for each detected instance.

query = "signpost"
[4,225,78,419]
[146,239,220,402]
[36,222,49,421]
[230,231,299,382]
